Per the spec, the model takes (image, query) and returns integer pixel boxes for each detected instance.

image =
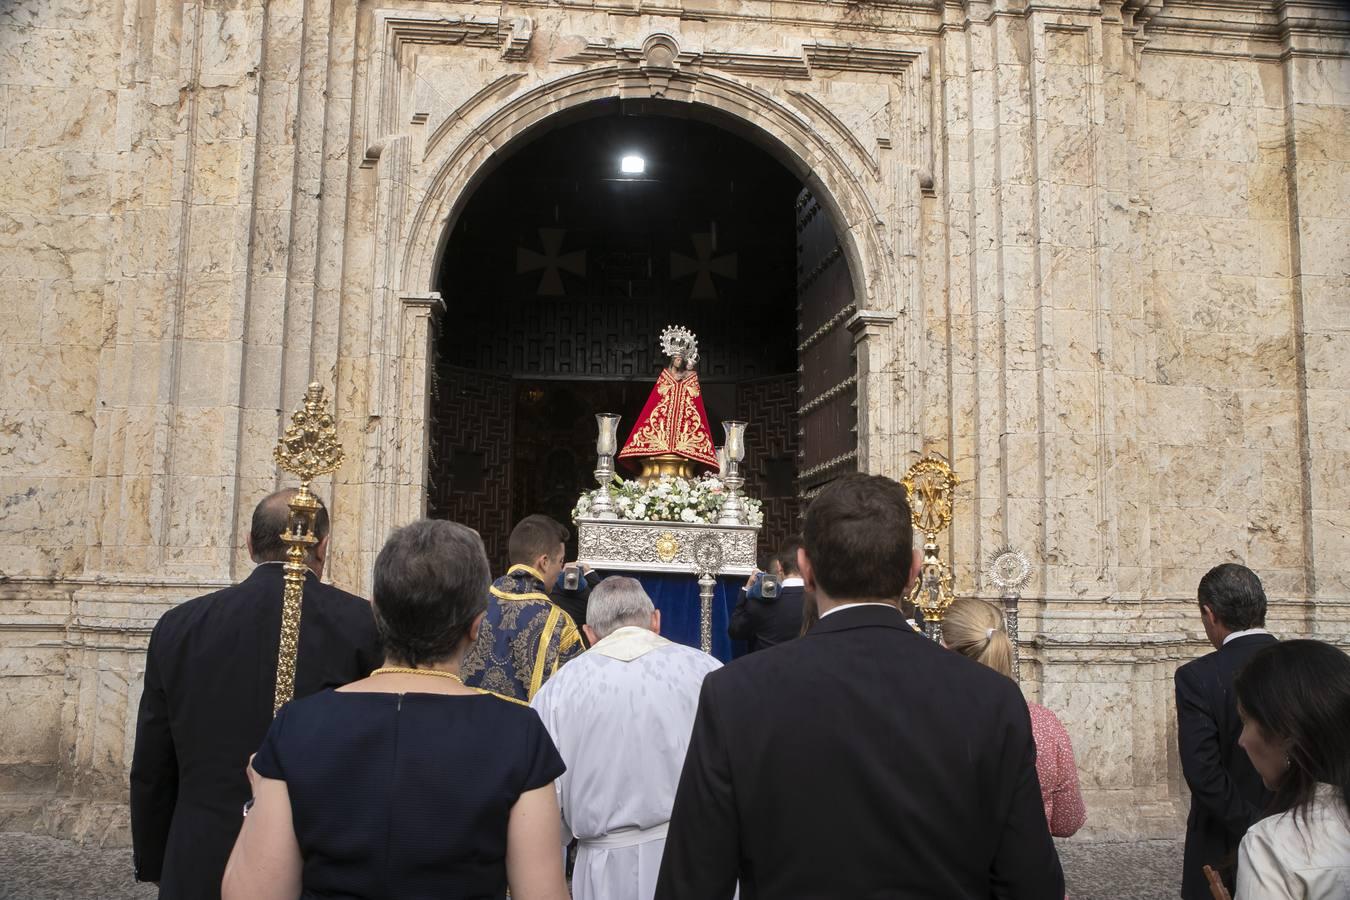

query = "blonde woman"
[944,597,1087,838]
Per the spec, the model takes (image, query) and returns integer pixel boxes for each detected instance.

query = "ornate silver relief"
[577,519,757,576]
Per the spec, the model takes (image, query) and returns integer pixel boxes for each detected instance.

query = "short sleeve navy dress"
[251,688,565,900]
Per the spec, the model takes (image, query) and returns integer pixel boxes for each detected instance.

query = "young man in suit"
[655,473,1064,899]
[727,536,807,652]
[130,490,382,899]
[1176,563,1277,899]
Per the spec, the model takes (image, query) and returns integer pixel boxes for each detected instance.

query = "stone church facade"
[1,0,1346,843]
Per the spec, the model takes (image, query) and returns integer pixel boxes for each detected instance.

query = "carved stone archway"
[355,23,929,578]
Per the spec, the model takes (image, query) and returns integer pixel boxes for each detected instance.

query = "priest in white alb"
[531,576,722,900]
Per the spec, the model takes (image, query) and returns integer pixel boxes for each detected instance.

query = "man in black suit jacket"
[130,490,382,899]
[550,564,602,647]
[1176,563,1277,899]
[728,537,807,652]
[656,474,1063,899]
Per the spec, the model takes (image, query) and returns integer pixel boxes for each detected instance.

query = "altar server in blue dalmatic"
[463,514,584,702]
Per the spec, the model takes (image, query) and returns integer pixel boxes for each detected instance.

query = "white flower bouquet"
[573,474,764,527]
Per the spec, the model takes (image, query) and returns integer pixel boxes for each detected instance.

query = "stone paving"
[0,832,1183,899]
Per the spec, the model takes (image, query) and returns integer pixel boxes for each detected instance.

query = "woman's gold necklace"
[371,666,465,686]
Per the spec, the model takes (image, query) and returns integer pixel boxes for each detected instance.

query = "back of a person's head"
[249,488,331,563]
[586,576,655,640]
[943,598,1014,679]
[801,474,912,601]
[1234,639,1350,817]
[508,514,567,567]
[372,519,490,667]
[777,536,804,577]
[1197,563,1267,630]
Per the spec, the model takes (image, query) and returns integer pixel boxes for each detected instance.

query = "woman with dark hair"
[221,519,570,900]
[1232,639,1350,899]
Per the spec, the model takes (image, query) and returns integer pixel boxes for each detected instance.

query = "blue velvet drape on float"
[602,572,746,663]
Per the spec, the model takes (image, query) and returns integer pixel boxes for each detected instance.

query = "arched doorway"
[425,100,857,568]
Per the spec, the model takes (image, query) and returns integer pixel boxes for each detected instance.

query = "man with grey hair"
[531,576,721,900]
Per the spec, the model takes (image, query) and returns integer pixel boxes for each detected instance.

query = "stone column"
[1276,5,1350,639]
[394,292,446,542]
[849,310,902,479]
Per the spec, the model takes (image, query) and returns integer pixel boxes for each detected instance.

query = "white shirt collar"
[780,577,805,588]
[1223,627,1272,646]
[255,560,316,578]
[819,601,898,620]
[590,625,671,662]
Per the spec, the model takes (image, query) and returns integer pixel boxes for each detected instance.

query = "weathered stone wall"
[1,0,125,834]
[0,0,1345,844]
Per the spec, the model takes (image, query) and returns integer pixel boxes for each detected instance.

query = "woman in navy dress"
[222,519,570,900]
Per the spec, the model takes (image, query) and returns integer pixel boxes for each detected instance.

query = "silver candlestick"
[591,413,621,519]
[717,421,747,526]
[988,546,1032,682]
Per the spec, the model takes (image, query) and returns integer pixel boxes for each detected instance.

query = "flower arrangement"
[573,474,764,527]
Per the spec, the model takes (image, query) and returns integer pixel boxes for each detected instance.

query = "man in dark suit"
[550,563,602,648]
[727,536,807,652]
[130,489,382,899]
[1176,563,1277,899]
[655,474,1063,899]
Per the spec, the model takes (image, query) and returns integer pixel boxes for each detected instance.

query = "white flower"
[680,508,696,522]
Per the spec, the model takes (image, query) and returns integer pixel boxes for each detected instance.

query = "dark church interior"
[430,101,810,565]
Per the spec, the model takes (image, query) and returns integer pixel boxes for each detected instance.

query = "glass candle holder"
[722,421,747,462]
[596,413,621,457]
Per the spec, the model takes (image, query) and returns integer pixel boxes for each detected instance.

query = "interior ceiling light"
[620,155,645,174]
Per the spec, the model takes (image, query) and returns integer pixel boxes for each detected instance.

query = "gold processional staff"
[901,455,958,642]
[271,383,346,714]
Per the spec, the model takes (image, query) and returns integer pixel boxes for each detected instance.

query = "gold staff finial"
[271,382,345,714]
[901,455,958,641]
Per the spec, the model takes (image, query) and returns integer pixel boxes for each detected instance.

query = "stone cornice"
[1137,0,1350,59]
[400,291,446,314]
[0,574,234,590]
[367,11,539,141]
[509,0,946,37]
[553,35,923,79]
[936,0,1350,60]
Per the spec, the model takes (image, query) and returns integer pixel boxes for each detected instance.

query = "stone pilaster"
[1275,3,1350,636]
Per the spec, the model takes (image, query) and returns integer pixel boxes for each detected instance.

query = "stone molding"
[362,19,934,503]
[1128,0,1350,60]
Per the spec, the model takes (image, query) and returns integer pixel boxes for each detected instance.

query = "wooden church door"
[795,188,858,497]
[427,365,515,569]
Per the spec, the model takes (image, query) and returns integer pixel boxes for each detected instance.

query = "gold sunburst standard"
[271,383,345,713]
[901,456,959,641]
